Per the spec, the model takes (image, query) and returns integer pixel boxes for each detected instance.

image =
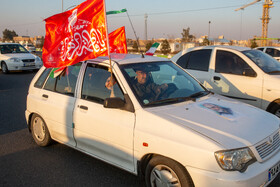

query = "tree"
[145,41,153,52]
[201,38,210,46]
[2,29,18,42]
[160,39,171,55]
[132,41,139,52]
[181,27,195,42]
[250,39,258,49]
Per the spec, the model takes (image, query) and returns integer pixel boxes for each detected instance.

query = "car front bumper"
[186,149,280,187]
[6,62,42,71]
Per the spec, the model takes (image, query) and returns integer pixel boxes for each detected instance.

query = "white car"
[172,45,280,118]
[26,54,280,187]
[256,46,280,62]
[0,43,43,74]
[24,43,36,52]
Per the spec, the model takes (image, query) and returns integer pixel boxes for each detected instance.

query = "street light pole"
[208,21,211,39]
[144,14,148,41]
[62,0,63,12]
[208,21,211,45]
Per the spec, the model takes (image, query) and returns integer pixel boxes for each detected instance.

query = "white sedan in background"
[0,43,42,74]
[172,45,280,117]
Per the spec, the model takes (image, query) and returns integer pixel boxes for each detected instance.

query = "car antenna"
[125,10,145,58]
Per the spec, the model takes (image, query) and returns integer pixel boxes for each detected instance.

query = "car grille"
[22,59,35,62]
[256,131,280,160]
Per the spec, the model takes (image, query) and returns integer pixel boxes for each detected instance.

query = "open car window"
[81,64,124,104]
[121,61,206,106]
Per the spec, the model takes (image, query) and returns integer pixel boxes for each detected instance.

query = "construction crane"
[235,0,274,46]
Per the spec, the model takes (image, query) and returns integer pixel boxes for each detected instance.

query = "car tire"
[1,62,9,74]
[31,114,52,146]
[145,155,194,187]
[269,102,280,118]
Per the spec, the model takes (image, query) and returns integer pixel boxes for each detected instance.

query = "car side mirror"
[243,68,257,77]
[103,97,125,109]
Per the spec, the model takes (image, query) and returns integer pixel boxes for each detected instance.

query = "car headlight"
[215,147,256,172]
[9,58,21,62]
[35,56,41,61]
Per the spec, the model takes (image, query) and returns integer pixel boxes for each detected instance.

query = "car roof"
[87,53,170,65]
[256,46,280,49]
[188,45,250,52]
[0,43,21,45]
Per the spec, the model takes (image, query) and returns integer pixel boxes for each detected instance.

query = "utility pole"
[144,13,148,41]
[62,0,63,12]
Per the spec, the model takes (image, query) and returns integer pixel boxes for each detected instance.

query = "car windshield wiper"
[267,70,280,74]
[188,90,211,99]
[145,96,195,106]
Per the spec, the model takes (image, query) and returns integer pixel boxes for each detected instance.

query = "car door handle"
[213,76,221,81]
[42,94,48,98]
[78,105,88,110]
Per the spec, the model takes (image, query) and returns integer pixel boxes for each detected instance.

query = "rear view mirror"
[243,68,257,77]
[104,97,125,109]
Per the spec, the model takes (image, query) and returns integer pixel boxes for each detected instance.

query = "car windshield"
[121,61,207,107]
[242,50,280,74]
[0,44,29,54]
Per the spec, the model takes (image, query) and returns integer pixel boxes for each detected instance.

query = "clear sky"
[0,0,279,41]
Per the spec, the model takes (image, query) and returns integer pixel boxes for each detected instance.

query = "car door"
[73,63,135,172]
[38,63,81,146]
[212,49,263,108]
[176,49,213,89]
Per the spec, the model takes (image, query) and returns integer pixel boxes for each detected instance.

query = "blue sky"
[0,0,279,41]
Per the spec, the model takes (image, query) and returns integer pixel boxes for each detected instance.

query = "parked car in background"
[24,43,36,52]
[26,54,280,187]
[172,45,280,117]
[0,43,43,74]
[256,46,280,62]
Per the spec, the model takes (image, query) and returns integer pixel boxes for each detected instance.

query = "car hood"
[148,94,280,149]
[2,53,35,60]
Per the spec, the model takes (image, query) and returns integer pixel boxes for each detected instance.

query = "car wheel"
[145,155,194,187]
[1,62,9,74]
[31,114,52,146]
[268,102,280,118]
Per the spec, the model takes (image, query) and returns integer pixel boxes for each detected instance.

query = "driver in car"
[133,67,168,103]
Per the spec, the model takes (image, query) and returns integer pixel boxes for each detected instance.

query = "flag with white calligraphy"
[42,0,108,68]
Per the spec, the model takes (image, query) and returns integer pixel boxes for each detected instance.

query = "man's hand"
[156,83,168,93]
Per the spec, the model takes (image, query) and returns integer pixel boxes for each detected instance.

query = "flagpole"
[103,0,112,70]
[103,0,114,96]
[126,10,142,54]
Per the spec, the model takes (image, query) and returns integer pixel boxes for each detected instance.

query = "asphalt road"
[0,70,279,187]
[0,70,144,187]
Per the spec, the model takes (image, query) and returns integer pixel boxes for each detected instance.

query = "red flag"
[42,0,108,68]
[109,26,127,54]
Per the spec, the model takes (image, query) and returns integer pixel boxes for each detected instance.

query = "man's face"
[136,70,147,84]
